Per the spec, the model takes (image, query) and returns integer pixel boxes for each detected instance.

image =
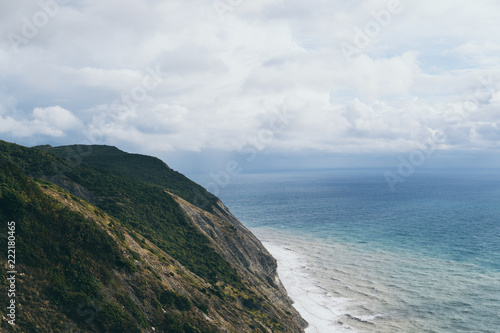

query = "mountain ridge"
[35,144,219,213]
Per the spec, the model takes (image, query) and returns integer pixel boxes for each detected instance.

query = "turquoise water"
[192,169,500,332]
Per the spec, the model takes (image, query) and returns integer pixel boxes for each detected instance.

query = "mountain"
[0,140,307,332]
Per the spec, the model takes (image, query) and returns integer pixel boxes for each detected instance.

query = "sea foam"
[211,170,500,333]
[255,228,500,333]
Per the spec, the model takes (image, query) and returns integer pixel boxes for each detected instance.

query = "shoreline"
[253,229,357,333]
[254,227,500,333]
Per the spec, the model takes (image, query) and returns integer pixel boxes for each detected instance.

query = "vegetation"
[0,152,141,332]
[0,140,302,332]
[0,141,241,287]
[36,144,219,212]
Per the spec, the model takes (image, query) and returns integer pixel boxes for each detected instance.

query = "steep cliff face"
[0,141,306,332]
[174,195,306,329]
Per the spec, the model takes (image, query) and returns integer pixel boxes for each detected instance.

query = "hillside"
[0,140,307,332]
[35,145,219,213]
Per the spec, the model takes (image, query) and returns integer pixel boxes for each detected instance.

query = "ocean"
[191,169,500,332]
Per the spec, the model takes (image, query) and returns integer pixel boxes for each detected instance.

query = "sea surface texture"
[202,169,500,333]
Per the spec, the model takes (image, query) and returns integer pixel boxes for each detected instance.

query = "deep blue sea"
[192,169,500,332]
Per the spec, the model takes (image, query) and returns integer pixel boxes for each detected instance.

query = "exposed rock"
[174,194,308,331]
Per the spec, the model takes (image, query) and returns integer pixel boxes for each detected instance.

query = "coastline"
[252,229,357,333]
[253,226,500,333]
[214,171,500,333]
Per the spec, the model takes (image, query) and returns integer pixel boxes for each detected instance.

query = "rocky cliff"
[0,141,306,332]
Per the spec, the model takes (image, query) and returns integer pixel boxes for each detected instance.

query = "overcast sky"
[1,0,500,172]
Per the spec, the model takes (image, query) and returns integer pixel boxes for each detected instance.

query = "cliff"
[0,140,306,332]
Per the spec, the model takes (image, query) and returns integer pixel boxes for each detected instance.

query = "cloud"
[0,0,499,158]
[344,52,418,97]
[33,105,82,131]
[0,106,82,138]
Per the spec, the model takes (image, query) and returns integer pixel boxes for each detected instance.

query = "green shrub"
[159,290,192,311]
[97,302,141,333]
[117,293,148,328]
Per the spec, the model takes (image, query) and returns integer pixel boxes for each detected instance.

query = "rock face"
[174,195,307,330]
[0,141,307,332]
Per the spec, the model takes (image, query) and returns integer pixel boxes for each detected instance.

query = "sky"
[1,0,500,173]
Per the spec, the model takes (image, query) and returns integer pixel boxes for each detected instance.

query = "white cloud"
[344,52,418,97]
[33,105,82,130]
[0,0,499,157]
[0,106,82,138]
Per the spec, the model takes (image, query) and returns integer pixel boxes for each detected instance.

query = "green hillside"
[2,141,237,287]
[35,144,219,213]
[0,140,306,332]
[0,155,149,332]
